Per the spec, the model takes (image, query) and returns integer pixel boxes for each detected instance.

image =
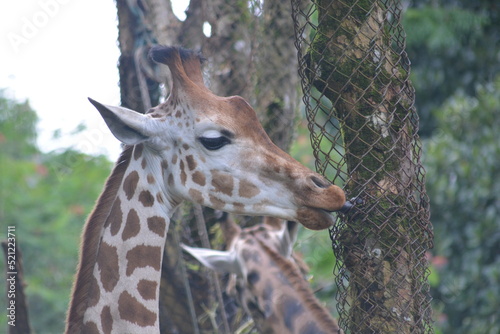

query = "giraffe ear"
[276,221,299,258]
[88,98,151,145]
[181,244,242,276]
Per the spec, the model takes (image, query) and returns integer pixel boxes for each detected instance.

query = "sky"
[1,0,187,161]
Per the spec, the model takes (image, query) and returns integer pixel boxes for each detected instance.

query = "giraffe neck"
[67,144,177,333]
[246,239,342,334]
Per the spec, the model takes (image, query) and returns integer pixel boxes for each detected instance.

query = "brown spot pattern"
[87,274,100,308]
[122,209,140,241]
[133,144,143,160]
[97,242,119,292]
[189,189,203,204]
[161,160,168,170]
[239,179,260,198]
[101,306,113,334]
[82,321,100,334]
[171,154,178,164]
[141,158,147,169]
[168,174,174,187]
[192,171,206,186]
[139,190,155,207]
[137,279,158,300]
[107,198,122,236]
[180,160,187,185]
[147,216,166,237]
[123,171,139,200]
[209,194,225,209]
[211,170,233,196]
[147,174,155,184]
[186,155,197,170]
[233,202,245,212]
[280,295,304,332]
[126,245,162,276]
[118,291,157,327]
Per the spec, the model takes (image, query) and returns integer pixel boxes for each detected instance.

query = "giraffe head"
[90,46,346,230]
[182,214,342,334]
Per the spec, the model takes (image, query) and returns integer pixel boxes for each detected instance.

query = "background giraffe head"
[182,214,342,333]
[90,46,346,230]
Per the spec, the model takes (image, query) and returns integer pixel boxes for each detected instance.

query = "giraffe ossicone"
[66,46,346,333]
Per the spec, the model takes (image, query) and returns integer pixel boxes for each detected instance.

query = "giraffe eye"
[199,136,231,150]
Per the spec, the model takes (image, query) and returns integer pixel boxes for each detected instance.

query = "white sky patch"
[0,0,189,161]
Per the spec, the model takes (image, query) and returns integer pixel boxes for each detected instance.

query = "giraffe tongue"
[339,201,353,214]
[338,197,364,214]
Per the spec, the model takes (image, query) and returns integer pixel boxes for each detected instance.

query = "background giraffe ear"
[89,98,150,145]
[276,220,299,258]
[181,244,242,276]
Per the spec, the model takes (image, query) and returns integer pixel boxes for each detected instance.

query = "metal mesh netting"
[120,0,434,332]
[290,0,434,333]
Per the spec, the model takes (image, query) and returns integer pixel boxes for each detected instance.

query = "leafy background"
[1,0,499,333]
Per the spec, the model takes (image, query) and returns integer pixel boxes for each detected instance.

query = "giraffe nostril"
[310,175,330,189]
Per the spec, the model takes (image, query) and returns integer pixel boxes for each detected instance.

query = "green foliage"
[404,7,487,52]
[423,76,500,333]
[402,1,498,136]
[295,226,338,299]
[0,93,112,333]
[0,91,39,158]
[290,119,342,315]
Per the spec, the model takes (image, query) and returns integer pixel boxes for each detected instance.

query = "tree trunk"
[116,0,160,112]
[253,0,299,151]
[115,1,301,332]
[307,0,430,333]
[158,223,213,334]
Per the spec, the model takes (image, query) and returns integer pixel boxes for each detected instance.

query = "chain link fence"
[291,0,433,333]
[120,0,434,332]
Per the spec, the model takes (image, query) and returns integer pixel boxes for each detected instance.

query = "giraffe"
[66,46,349,333]
[182,214,343,334]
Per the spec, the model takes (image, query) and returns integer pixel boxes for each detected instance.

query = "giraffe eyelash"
[198,136,231,150]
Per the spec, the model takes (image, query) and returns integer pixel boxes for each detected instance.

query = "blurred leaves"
[403,1,499,136]
[0,92,112,333]
[0,90,38,158]
[0,1,497,332]
[423,76,500,333]
[404,7,487,52]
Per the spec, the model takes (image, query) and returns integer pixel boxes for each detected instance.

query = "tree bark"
[307,1,429,333]
[254,0,299,151]
[115,1,302,332]
[158,224,213,334]
[116,0,160,112]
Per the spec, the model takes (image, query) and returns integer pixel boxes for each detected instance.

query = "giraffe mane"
[256,238,341,332]
[66,145,134,332]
